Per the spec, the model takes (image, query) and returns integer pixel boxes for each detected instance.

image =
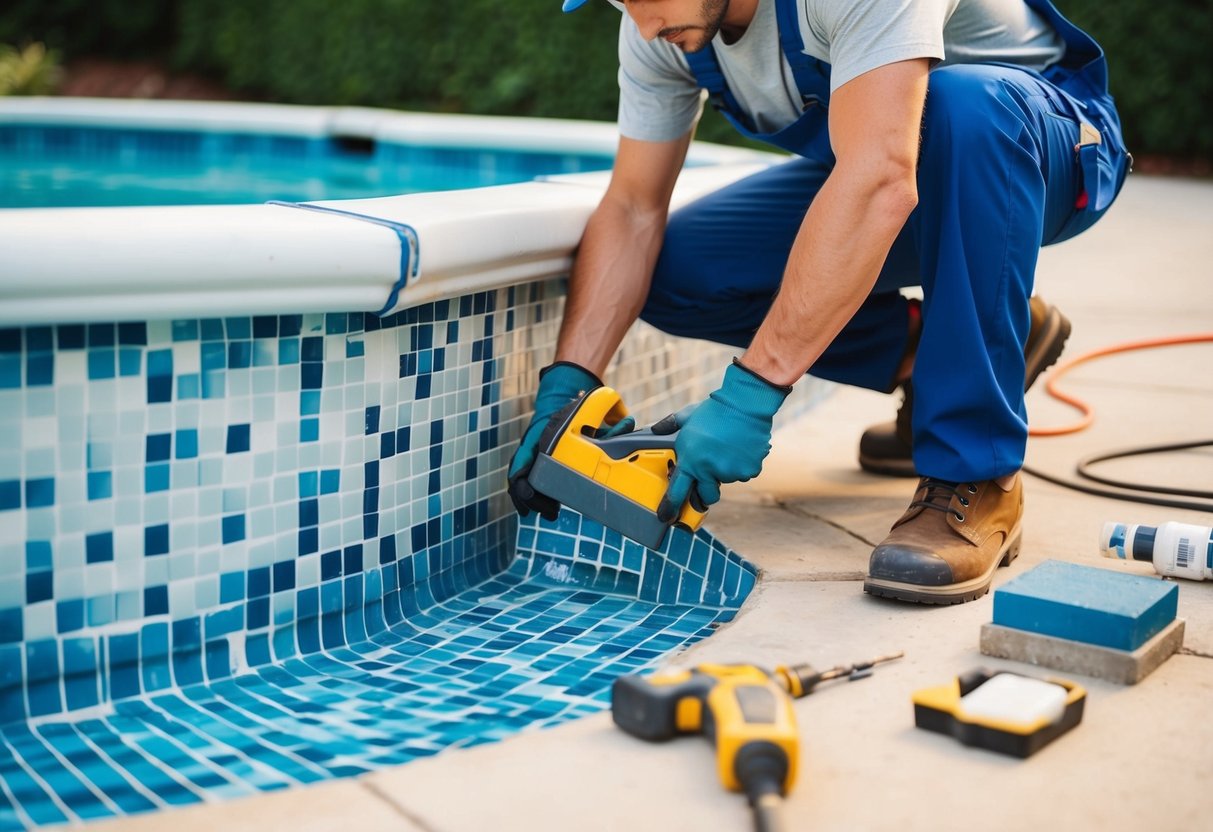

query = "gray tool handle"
[593,428,677,460]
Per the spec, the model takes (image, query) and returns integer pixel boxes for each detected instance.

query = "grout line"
[761,571,866,583]
[773,498,881,548]
[1178,647,1213,660]
[360,778,440,832]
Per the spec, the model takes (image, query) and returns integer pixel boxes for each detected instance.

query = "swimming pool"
[0,107,616,208]
[0,98,825,828]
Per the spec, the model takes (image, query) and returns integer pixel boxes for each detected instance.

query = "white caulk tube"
[1100,521,1213,581]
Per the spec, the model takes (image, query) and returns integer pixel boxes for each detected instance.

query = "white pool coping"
[0,98,785,325]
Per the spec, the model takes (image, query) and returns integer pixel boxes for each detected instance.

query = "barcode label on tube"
[1177,539,1193,569]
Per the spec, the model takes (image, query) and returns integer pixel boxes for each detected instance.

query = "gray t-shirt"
[618,0,1066,141]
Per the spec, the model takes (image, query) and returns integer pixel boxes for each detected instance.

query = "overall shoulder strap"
[774,0,831,99]
[683,41,747,123]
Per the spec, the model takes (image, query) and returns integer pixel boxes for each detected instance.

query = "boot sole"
[862,525,1022,605]
[858,301,1072,478]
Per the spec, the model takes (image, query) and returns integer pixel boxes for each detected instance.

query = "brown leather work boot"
[858,296,1071,477]
[863,476,1023,604]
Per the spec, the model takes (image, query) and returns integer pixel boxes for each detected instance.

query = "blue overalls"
[639,0,1130,482]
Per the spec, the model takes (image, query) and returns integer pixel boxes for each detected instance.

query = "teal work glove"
[654,359,792,523]
[507,361,634,520]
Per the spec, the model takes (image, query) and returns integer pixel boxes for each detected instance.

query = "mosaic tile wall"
[0,279,830,828]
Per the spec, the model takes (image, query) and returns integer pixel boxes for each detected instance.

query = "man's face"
[621,0,730,53]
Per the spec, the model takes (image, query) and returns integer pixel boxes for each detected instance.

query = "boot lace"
[911,478,977,522]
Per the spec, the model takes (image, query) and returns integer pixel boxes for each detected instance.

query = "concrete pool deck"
[88,173,1213,831]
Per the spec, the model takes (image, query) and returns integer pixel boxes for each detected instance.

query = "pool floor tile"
[0,548,750,830]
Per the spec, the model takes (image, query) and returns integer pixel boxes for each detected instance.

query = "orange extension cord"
[1022,331,1213,512]
[1028,332,1213,436]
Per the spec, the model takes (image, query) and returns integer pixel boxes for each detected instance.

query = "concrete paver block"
[980,618,1186,684]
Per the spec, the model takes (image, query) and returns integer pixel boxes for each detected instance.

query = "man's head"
[562,1,730,54]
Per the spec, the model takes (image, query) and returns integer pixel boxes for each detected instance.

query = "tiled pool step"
[0,523,755,830]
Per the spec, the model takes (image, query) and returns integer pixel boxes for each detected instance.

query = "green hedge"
[3,0,1210,160]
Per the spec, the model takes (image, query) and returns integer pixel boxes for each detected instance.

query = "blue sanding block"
[992,560,1177,651]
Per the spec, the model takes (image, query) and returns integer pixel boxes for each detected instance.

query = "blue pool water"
[0,124,616,208]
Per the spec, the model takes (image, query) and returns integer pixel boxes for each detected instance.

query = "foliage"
[0,42,63,96]
[0,0,1209,160]
[1063,0,1213,160]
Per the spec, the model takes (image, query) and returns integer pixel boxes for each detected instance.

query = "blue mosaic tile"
[0,279,831,830]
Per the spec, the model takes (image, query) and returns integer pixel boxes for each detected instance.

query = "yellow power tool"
[611,653,903,831]
[526,386,706,548]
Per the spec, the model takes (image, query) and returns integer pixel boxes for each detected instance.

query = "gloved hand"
[654,359,792,524]
[507,361,634,520]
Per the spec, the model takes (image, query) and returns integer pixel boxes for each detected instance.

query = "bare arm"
[554,132,693,377]
[740,59,930,386]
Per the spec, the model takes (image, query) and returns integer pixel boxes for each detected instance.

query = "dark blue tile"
[273,560,296,592]
[301,336,323,361]
[225,317,251,339]
[87,323,116,347]
[299,498,319,528]
[253,316,277,338]
[146,433,171,462]
[26,570,53,604]
[226,424,250,453]
[246,597,269,630]
[0,480,20,511]
[55,599,83,633]
[299,527,318,556]
[118,322,147,345]
[279,315,303,337]
[57,324,85,349]
[228,341,251,369]
[26,352,53,385]
[0,328,20,352]
[222,514,245,544]
[147,375,172,403]
[247,567,270,599]
[200,318,225,340]
[144,584,168,615]
[144,523,169,557]
[0,608,22,644]
[24,478,54,508]
[301,363,323,389]
[321,550,342,580]
[85,531,113,564]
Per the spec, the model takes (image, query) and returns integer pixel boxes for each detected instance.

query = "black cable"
[1023,450,1213,514]
[1075,439,1213,500]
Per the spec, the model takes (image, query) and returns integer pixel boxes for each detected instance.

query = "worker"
[509,0,1129,604]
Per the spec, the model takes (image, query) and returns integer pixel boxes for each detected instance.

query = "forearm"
[741,167,917,387]
[554,196,668,377]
